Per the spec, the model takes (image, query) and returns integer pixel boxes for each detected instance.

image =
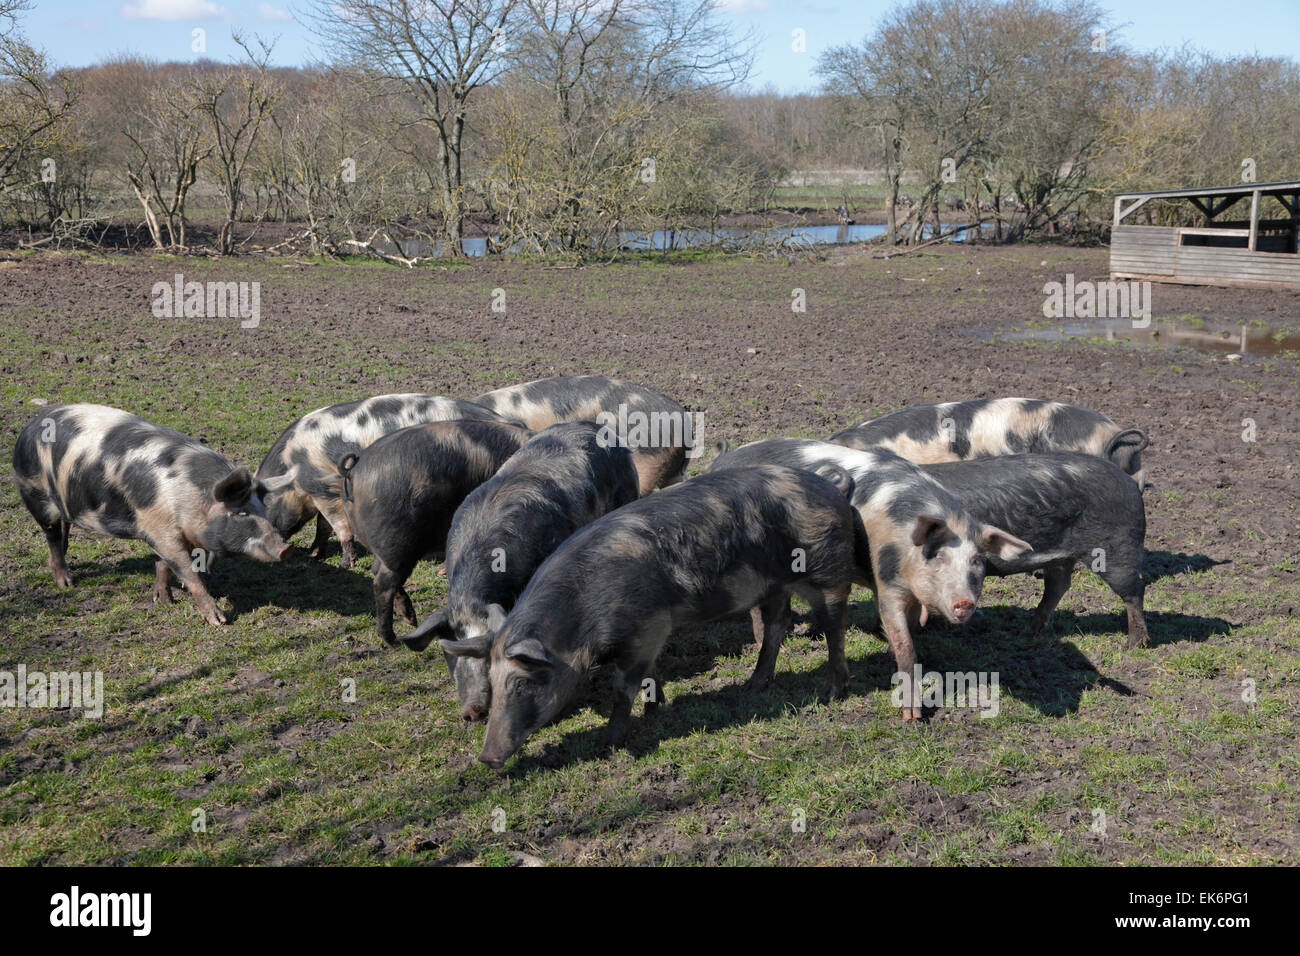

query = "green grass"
[0,250,1295,865]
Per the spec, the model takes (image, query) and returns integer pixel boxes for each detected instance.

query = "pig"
[827,398,1149,488]
[471,375,696,495]
[12,404,297,625]
[920,453,1148,647]
[337,419,533,646]
[398,422,641,720]
[441,465,861,768]
[256,394,511,568]
[710,438,1032,718]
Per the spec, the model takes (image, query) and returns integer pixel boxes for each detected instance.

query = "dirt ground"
[0,242,1296,865]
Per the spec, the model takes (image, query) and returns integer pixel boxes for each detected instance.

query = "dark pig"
[828,398,1149,487]
[398,422,640,720]
[337,419,532,646]
[257,393,510,567]
[12,404,296,625]
[472,375,697,495]
[920,452,1148,646]
[442,465,861,767]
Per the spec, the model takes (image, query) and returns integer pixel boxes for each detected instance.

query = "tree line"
[1,0,1296,257]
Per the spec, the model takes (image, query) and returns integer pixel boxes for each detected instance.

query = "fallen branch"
[872,222,980,258]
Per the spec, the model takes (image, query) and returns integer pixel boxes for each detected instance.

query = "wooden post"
[1248,189,1261,252]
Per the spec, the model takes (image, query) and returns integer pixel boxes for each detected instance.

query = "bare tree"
[0,0,78,212]
[192,35,280,254]
[123,74,211,250]
[480,0,753,254]
[306,0,520,253]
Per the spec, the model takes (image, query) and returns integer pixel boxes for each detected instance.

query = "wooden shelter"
[1110,180,1300,288]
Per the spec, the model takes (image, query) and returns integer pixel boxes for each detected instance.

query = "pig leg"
[1030,560,1074,637]
[371,558,409,647]
[315,497,357,568]
[394,588,418,627]
[814,583,852,700]
[43,520,72,588]
[152,538,226,625]
[306,513,332,560]
[602,669,644,750]
[604,622,672,749]
[153,559,174,604]
[748,604,765,645]
[746,594,794,691]
[879,590,920,720]
[642,667,667,713]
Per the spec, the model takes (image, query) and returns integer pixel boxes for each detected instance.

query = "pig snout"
[479,751,505,770]
[246,531,292,562]
[461,703,488,723]
[952,598,975,622]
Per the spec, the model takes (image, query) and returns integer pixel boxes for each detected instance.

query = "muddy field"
[0,242,1296,865]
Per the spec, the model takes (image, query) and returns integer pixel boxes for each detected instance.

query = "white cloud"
[120,0,228,21]
[257,2,293,21]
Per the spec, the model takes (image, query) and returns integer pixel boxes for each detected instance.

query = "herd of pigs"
[12,376,1151,769]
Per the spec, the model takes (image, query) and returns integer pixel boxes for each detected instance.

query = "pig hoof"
[153,588,174,605]
[203,608,228,626]
[54,574,72,589]
[900,707,922,722]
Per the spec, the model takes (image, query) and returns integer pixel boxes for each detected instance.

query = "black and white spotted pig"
[472,375,695,496]
[828,398,1149,488]
[710,438,1031,718]
[398,422,641,720]
[257,394,510,568]
[921,453,1148,647]
[12,404,297,625]
[337,419,533,646]
[442,465,861,768]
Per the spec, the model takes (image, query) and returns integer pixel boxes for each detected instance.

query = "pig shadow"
[49,551,373,622]
[499,612,1148,774]
[1142,550,1229,582]
[214,554,373,620]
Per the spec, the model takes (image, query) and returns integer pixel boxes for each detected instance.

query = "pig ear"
[504,637,552,669]
[979,525,1032,560]
[213,467,253,505]
[910,514,948,548]
[815,463,853,497]
[438,633,492,659]
[258,467,298,493]
[400,608,452,652]
[486,603,507,633]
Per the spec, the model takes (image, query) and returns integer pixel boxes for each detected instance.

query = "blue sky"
[19,0,1300,93]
